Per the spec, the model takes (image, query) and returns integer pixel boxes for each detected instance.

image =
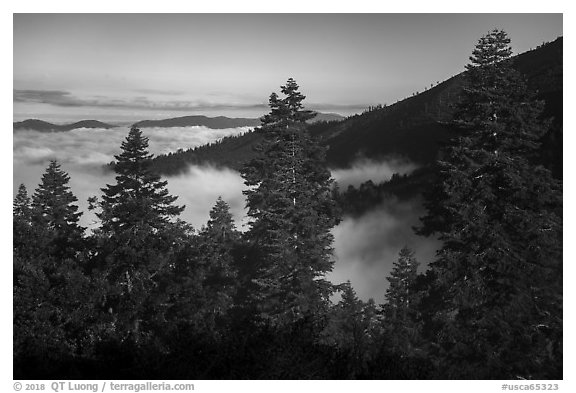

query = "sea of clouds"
[327,199,440,302]
[13,126,438,301]
[13,126,251,230]
[331,158,418,188]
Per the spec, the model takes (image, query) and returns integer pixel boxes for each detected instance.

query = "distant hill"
[150,37,562,178]
[132,112,344,129]
[132,115,261,129]
[311,112,345,123]
[13,119,116,132]
[14,112,345,135]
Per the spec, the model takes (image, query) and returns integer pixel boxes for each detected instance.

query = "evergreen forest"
[13,30,562,380]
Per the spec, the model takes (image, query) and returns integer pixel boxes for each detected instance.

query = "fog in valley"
[13,126,439,302]
[13,126,251,228]
[331,158,418,188]
[13,13,564,380]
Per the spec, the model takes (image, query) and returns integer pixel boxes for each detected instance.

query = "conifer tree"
[13,184,34,257]
[31,160,83,236]
[382,246,421,356]
[320,282,379,377]
[90,127,186,342]
[14,183,32,219]
[384,246,419,321]
[97,126,184,233]
[241,78,339,328]
[203,196,239,243]
[175,197,240,336]
[28,161,84,259]
[418,29,562,379]
[14,178,95,374]
[320,282,365,351]
[14,184,35,282]
[160,198,241,352]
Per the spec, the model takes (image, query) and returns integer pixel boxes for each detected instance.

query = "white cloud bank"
[331,158,418,188]
[327,199,440,302]
[13,126,251,231]
[13,127,437,301]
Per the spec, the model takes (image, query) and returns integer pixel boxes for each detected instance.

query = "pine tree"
[90,127,186,342]
[97,126,184,233]
[14,177,95,376]
[31,160,83,236]
[160,199,240,351]
[182,197,240,336]
[91,126,186,280]
[14,184,36,282]
[240,78,339,328]
[14,184,33,256]
[382,246,421,356]
[321,282,364,350]
[320,282,378,377]
[418,29,562,379]
[384,246,419,321]
[203,196,239,243]
[27,161,84,259]
[14,183,32,219]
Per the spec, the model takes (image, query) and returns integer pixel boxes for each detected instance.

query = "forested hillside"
[150,37,562,178]
[14,31,562,380]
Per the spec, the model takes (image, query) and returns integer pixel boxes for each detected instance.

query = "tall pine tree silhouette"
[14,169,94,377]
[29,160,84,259]
[201,197,240,320]
[32,161,83,235]
[98,126,184,233]
[13,183,32,219]
[241,78,340,328]
[383,246,421,356]
[91,126,186,342]
[13,184,34,257]
[418,29,562,379]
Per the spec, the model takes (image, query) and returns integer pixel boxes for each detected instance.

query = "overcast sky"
[14,13,562,123]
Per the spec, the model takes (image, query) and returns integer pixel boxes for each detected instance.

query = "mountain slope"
[335,37,563,215]
[319,37,562,170]
[151,37,562,176]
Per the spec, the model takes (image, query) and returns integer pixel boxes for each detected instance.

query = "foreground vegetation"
[14,30,561,379]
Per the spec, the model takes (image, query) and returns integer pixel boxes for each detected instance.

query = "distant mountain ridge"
[132,112,344,129]
[308,113,346,123]
[13,119,116,132]
[15,112,345,133]
[132,115,261,129]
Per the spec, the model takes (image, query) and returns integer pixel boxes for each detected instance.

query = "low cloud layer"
[331,158,418,188]
[13,126,251,231]
[164,165,248,230]
[328,199,440,302]
[13,126,251,167]
[14,128,437,301]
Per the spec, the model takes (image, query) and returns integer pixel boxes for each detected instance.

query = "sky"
[13,13,562,123]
